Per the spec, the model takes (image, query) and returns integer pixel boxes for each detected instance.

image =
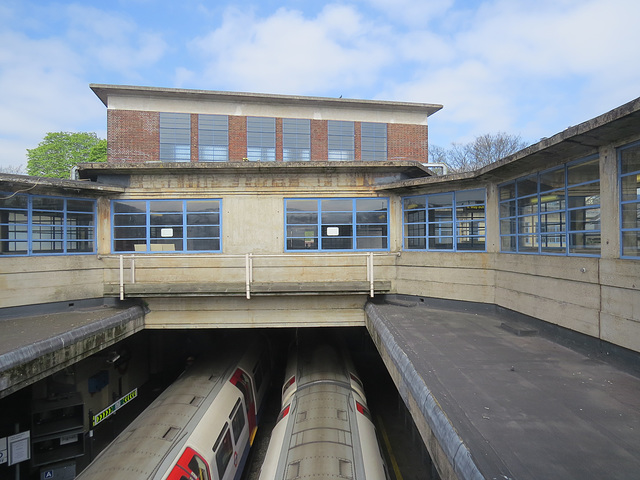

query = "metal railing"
[102,252,400,300]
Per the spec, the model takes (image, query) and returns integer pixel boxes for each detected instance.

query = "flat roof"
[76,160,433,181]
[90,84,443,117]
[377,95,640,192]
[367,296,640,480]
[0,173,125,196]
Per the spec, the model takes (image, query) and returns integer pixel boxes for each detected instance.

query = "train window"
[188,454,211,480]
[167,448,211,480]
[253,350,268,392]
[231,369,254,416]
[230,399,246,442]
[213,425,233,479]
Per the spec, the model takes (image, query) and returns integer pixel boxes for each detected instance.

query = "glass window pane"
[499,183,516,201]
[621,174,640,202]
[517,175,538,197]
[356,211,387,224]
[32,197,64,210]
[322,212,352,224]
[187,200,220,213]
[357,237,387,249]
[568,157,599,185]
[114,201,146,214]
[287,199,317,212]
[427,193,453,208]
[322,199,352,211]
[621,203,640,229]
[569,232,601,254]
[622,231,640,257]
[620,143,640,175]
[0,195,28,209]
[517,235,538,252]
[428,237,453,250]
[287,212,317,224]
[67,199,94,212]
[404,196,427,210]
[569,208,600,231]
[539,167,565,192]
[187,213,220,225]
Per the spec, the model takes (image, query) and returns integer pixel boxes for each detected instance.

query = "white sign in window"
[160,228,174,237]
[326,227,340,236]
[8,431,30,466]
[0,436,7,464]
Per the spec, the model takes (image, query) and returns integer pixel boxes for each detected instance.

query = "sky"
[1,0,639,171]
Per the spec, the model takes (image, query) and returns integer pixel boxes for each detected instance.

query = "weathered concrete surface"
[0,301,145,399]
[366,296,640,480]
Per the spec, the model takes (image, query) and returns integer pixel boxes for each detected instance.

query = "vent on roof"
[338,459,353,479]
[163,427,180,441]
[286,460,300,480]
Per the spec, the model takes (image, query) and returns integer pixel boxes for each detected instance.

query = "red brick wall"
[387,123,428,162]
[310,120,328,161]
[354,122,362,161]
[228,115,246,161]
[275,118,283,162]
[107,110,429,164]
[107,110,159,163]
[190,114,198,162]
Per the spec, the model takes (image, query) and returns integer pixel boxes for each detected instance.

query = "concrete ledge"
[0,304,146,399]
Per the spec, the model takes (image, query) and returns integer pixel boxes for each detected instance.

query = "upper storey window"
[0,194,96,256]
[199,115,228,162]
[619,141,640,258]
[328,121,355,161]
[247,117,276,161]
[361,122,387,161]
[282,118,311,161]
[160,113,191,162]
[499,156,601,256]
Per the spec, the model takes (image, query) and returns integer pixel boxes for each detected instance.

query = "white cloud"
[190,4,394,94]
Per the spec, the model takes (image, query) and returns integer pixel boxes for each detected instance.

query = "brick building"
[91,84,442,164]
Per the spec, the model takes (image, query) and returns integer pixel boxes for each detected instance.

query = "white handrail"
[109,252,400,300]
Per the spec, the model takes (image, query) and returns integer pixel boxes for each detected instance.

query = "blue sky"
[1,0,639,171]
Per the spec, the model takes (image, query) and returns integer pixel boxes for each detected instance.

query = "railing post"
[245,253,251,299]
[119,255,124,300]
[131,256,136,284]
[368,252,374,297]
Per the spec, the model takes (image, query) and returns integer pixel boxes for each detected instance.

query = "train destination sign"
[92,388,138,427]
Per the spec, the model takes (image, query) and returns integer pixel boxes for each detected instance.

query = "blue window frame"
[247,117,276,162]
[403,189,486,251]
[112,199,221,253]
[199,114,228,162]
[499,155,600,256]
[0,194,96,256]
[285,198,389,251]
[160,112,191,162]
[619,141,640,258]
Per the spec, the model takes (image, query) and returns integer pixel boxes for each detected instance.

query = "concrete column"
[485,181,500,253]
[599,145,620,259]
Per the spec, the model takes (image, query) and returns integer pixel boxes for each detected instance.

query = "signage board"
[92,388,138,427]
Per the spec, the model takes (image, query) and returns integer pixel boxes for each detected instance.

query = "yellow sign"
[92,388,138,427]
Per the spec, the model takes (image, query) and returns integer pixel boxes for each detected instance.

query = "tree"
[88,139,108,163]
[26,132,105,178]
[430,132,528,173]
[0,164,25,175]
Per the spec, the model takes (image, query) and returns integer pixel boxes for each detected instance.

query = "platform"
[366,296,640,480]
[0,299,145,399]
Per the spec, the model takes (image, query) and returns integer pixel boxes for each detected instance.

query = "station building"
[1,84,639,479]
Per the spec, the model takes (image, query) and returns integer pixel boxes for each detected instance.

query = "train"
[258,333,389,480]
[77,334,271,480]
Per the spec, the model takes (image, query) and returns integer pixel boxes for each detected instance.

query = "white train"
[77,334,271,480]
[258,334,389,480]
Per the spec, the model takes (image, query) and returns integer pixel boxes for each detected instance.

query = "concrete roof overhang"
[375,96,640,193]
[90,84,443,118]
[76,160,434,182]
[0,173,125,196]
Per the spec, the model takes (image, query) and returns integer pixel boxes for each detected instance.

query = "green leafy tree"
[26,132,105,178]
[88,139,108,163]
